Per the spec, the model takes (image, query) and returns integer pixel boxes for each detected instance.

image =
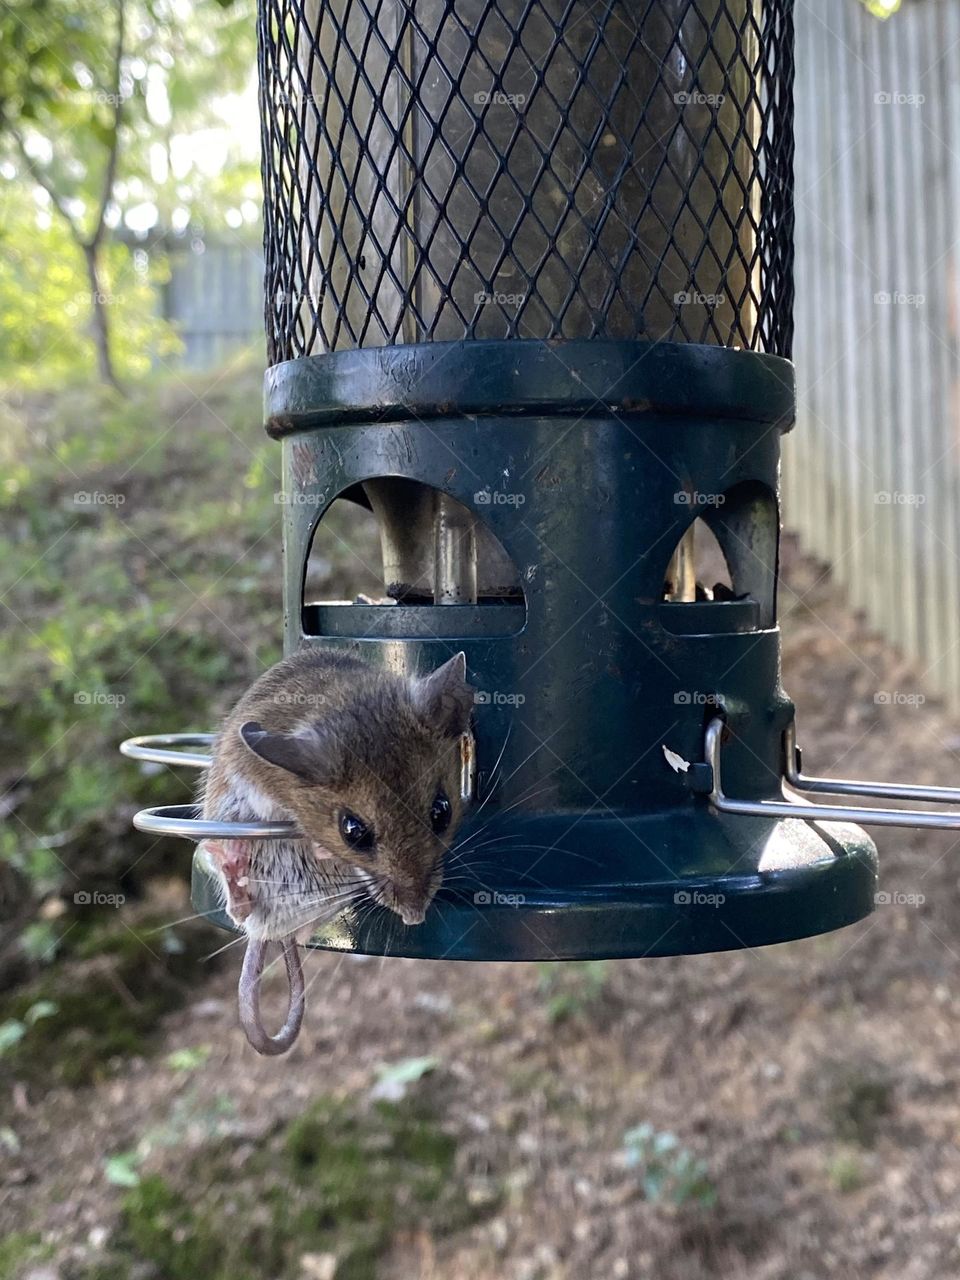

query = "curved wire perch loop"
[132,804,298,841]
[706,718,960,831]
[120,733,215,769]
[238,936,305,1055]
[783,721,960,806]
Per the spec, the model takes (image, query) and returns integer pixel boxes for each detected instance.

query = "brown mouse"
[199,649,475,1055]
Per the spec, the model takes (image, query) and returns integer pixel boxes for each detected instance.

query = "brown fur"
[200,649,474,938]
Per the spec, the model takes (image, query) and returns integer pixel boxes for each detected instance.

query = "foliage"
[0,914,220,1087]
[826,1150,868,1194]
[107,1096,494,1280]
[622,1124,717,1209]
[0,1233,51,1280]
[0,0,255,226]
[0,183,178,385]
[0,0,259,384]
[824,1062,894,1147]
[104,1150,145,1188]
[0,998,57,1056]
[858,0,901,16]
[0,360,382,982]
[165,1043,213,1072]
[371,1055,441,1101]
[0,362,279,924]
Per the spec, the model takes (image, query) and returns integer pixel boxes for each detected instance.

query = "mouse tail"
[237,935,305,1055]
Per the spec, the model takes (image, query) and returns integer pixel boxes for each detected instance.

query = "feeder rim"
[264,339,796,438]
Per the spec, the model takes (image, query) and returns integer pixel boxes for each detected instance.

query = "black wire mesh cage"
[258,0,795,362]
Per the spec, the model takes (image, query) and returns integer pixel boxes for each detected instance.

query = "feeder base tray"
[190,807,878,962]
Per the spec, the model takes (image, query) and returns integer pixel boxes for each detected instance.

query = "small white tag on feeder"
[662,745,691,774]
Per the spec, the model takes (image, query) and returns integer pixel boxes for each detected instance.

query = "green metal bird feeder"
[122,0,960,963]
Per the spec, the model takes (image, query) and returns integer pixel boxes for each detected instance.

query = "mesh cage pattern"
[259,0,794,363]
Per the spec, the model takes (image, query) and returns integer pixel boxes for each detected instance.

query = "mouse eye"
[430,790,451,835]
[339,810,375,853]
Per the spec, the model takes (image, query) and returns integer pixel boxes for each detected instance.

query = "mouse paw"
[202,838,254,924]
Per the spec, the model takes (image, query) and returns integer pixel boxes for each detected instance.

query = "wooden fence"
[163,242,265,370]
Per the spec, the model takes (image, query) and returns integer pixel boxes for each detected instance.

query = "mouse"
[198,648,475,1055]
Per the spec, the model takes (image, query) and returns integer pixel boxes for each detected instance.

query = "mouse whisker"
[245,872,369,889]
[482,775,562,817]
[529,844,604,868]
[273,889,370,920]
[444,863,556,893]
[450,775,563,853]
[257,880,369,903]
[446,815,557,862]
[143,908,225,934]
[470,727,561,821]
[202,932,251,963]
[293,949,333,1009]
[460,839,604,871]
[469,722,513,810]
[447,832,530,857]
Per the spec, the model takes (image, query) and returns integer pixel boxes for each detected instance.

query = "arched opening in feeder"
[301,489,383,604]
[300,480,526,639]
[660,481,778,633]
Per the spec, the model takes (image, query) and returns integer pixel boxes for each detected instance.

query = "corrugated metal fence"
[788,0,960,708]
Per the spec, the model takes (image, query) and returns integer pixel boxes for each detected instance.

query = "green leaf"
[0,1020,27,1055]
[165,1044,212,1072]
[371,1056,440,1100]
[0,1126,21,1155]
[104,1151,142,1188]
[24,999,58,1025]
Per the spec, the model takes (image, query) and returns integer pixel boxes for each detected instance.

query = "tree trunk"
[82,242,122,392]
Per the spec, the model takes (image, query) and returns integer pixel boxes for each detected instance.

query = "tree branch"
[90,0,126,250]
[9,130,80,240]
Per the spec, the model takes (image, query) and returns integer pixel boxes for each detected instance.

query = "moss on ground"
[0,1233,51,1280]
[0,914,218,1090]
[103,1095,496,1280]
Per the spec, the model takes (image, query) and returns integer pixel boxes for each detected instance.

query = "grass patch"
[0,915,218,1089]
[106,1095,497,1280]
[0,1232,51,1280]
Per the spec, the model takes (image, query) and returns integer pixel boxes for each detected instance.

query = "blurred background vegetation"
[0,0,280,985]
[0,0,258,384]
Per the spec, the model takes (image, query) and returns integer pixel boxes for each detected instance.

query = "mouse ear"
[238,721,340,784]
[409,651,475,738]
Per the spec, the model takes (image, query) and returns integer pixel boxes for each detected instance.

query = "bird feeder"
[122,0,960,963]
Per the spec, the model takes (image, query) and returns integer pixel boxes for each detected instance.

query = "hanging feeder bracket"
[123,726,960,843]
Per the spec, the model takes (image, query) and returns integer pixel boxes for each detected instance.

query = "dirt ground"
[6,539,960,1280]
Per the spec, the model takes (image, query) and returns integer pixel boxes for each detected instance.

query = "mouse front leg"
[201,839,254,926]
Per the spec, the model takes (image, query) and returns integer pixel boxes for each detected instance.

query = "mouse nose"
[398,904,426,926]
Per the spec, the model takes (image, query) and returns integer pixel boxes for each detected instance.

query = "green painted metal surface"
[192,338,878,959]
